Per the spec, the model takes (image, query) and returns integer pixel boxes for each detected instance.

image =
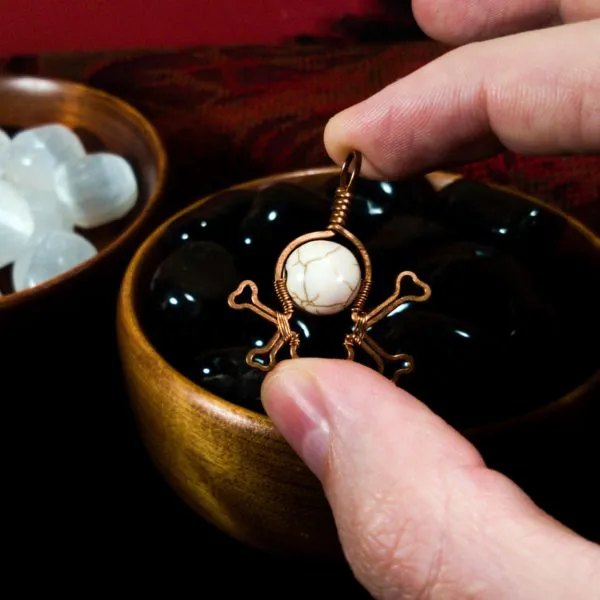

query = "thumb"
[262,359,600,599]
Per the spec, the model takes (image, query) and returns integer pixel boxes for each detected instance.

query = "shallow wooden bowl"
[0,76,167,477]
[0,75,167,308]
[0,75,166,348]
[117,168,600,559]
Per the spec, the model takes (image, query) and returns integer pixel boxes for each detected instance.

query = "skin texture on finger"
[412,0,600,45]
[263,359,600,600]
[324,19,600,180]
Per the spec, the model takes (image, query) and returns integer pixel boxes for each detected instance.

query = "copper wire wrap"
[328,151,361,229]
[347,310,369,347]
[274,278,294,316]
[276,311,295,342]
[353,278,371,312]
[227,149,432,379]
[328,187,352,228]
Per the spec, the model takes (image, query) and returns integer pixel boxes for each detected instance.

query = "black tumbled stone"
[425,178,567,255]
[188,347,267,414]
[238,182,329,262]
[139,175,600,431]
[161,190,255,252]
[147,241,242,362]
[367,240,565,428]
[319,174,438,240]
[244,309,351,361]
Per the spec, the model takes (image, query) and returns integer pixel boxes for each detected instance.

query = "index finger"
[324,20,600,180]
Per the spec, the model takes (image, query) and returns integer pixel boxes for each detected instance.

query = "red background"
[0,0,391,56]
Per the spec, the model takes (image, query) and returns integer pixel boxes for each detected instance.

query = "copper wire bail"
[328,151,362,229]
[327,151,373,313]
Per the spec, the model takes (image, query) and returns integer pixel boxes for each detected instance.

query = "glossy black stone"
[245,310,351,362]
[186,311,352,415]
[367,241,567,428]
[236,183,329,291]
[140,175,600,431]
[147,241,242,361]
[319,174,438,239]
[161,190,255,252]
[189,347,266,414]
[425,178,567,256]
[412,241,558,334]
[365,214,458,306]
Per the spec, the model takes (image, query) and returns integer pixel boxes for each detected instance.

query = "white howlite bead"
[12,230,97,292]
[4,124,86,190]
[54,152,138,228]
[285,240,361,315]
[0,128,11,178]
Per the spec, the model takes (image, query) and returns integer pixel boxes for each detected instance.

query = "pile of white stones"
[0,123,138,295]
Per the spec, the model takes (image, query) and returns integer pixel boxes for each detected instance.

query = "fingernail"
[262,363,331,480]
[424,171,463,191]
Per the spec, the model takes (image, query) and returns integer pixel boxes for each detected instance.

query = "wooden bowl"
[0,75,167,307]
[0,76,167,472]
[117,168,600,559]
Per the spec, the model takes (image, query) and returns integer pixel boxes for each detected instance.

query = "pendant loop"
[339,151,362,191]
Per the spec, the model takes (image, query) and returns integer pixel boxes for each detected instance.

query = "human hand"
[261,3,600,598]
[262,359,600,599]
[324,1,600,180]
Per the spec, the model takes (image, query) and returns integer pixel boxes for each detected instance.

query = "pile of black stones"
[140,174,600,431]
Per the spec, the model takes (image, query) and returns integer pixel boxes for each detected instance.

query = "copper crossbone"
[228,280,300,371]
[344,271,431,383]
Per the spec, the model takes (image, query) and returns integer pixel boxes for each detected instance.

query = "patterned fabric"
[2,41,599,224]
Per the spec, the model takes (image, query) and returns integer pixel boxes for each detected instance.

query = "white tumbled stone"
[21,188,74,239]
[54,152,138,228]
[12,230,97,292]
[4,124,86,190]
[0,180,35,269]
[0,128,11,178]
[285,240,361,316]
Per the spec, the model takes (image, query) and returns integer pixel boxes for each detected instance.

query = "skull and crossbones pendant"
[227,151,432,383]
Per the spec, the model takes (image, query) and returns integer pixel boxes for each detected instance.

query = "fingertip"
[260,358,299,415]
[323,111,351,167]
[324,107,403,180]
[261,359,337,479]
[411,0,459,44]
[412,0,487,45]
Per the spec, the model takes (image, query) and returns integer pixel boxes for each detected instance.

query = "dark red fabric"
[2,41,599,226]
[0,0,425,55]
